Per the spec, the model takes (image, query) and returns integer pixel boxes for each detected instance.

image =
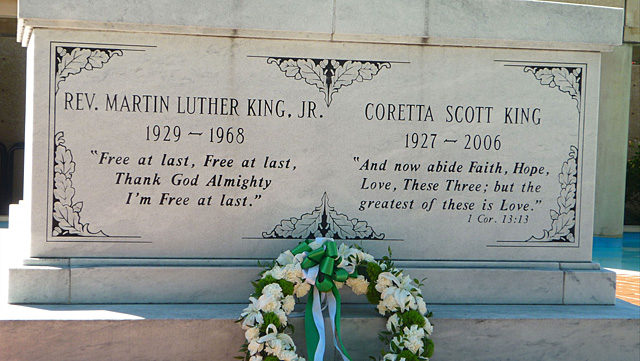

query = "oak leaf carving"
[262,193,384,240]
[53,172,75,206]
[51,132,106,237]
[528,146,578,242]
[524,66,581,112]
[55,47,123,93]
[266,57,390,106]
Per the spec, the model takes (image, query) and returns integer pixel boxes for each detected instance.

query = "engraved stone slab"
[26,29,599,261]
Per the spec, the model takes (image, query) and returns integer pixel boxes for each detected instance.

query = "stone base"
[1,205,617,305]
[1,303,638,361]
[6,257,616,305]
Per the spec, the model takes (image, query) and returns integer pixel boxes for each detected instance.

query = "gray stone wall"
[0,34,26,211]
[0,36,25,146]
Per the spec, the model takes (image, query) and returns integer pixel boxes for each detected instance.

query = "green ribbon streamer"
[332,286,351,361]
[292,239,354,361]
[305,289,320,359]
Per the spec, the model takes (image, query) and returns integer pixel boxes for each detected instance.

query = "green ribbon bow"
[291,238,357,361]
[295,240,351,292]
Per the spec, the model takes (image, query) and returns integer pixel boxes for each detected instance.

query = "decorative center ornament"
[238,238,434,361]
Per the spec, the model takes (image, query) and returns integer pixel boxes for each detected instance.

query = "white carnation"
[401,325,426,354]
[248,340,263,355]
[282,295,295,314]
[249,356,263,361]
[283,263,303,283]
[375,273,393,293]
[278,350,298,361]
[294,281,311,298]
[268,266,286,280]
[275,309,288,326]
[381,295,398,313]
[346,275,369,295]
[334,281,344,289]
[377,302,387,315]
[245,327,260,342]
[404,324,426,339]
[404,336,424,355]
[262,283,284,300]
[258,294,279,313]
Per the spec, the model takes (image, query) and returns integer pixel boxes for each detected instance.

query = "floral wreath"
[237,238,434,361]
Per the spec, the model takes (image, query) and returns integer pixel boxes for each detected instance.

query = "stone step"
[1,303,638,361]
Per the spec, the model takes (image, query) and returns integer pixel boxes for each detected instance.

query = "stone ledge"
[17,0,624,50]
[6,263,616,305]
[1,303,638,361]
[23,257,600,269]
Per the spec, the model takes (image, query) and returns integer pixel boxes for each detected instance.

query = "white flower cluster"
[374,266,434,360]
[240,251,307,361]
[336,243,375,271]
[238,241,434,361]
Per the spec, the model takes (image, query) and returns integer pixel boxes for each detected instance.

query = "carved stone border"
[265,57,391,107]
[262,192,385,240]
[523,66,583,242]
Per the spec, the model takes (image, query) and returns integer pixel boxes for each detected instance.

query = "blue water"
[593,232,640,272]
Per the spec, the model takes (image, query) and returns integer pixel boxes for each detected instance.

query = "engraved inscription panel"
[28,30,599,261]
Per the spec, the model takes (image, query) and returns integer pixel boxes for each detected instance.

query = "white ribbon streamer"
[303,265,319,286]
[299,237,350,361]
[311,286,325,361]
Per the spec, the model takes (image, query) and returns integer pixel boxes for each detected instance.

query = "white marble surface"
[334,0,624,49]
[0,303,638,361]
[23,29,600,262]
[17,0,624,51]
[25,257,597,270]
[69,266,258,304]
[420,268,565,304]
[8,266,69,304]
[6,261,616,305]
[563,269,617,304]
[9,1,623,308]
[18,0,334,43]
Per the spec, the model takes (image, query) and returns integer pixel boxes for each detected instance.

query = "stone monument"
[2,1,638,360]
